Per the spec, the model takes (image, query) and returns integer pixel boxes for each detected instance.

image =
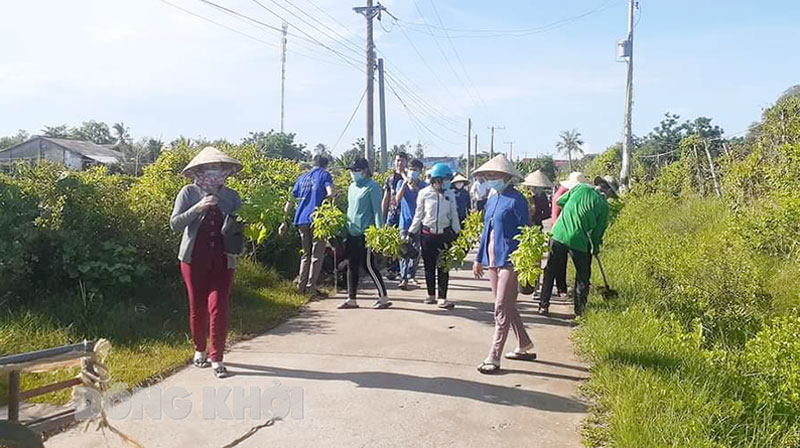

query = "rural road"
[47,254,588,448]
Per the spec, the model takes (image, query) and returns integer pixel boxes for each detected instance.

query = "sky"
[1,0,799,159]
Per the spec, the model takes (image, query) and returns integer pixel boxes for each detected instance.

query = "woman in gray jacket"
[170,147,242,379]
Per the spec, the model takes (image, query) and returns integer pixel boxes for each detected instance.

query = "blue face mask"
[486,179,506,192]
[351,171,364,182]
[443,181,452,190]
[409,170,420,180]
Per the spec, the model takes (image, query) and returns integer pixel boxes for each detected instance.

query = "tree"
[336,139,365,170]
[0,130,30,150]
[515,156,557,180]
[414,142,424,159]
[41,125,69,138]
[555,129,584,171]
[70,121,115,145]
[242,130,308,160]
[113,122,132,146]
[313,143,331,159]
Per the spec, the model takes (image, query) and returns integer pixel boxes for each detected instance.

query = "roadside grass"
[0,258,307,406]
[575,195,800,447]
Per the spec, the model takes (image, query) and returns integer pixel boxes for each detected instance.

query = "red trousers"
[181,260,234,362]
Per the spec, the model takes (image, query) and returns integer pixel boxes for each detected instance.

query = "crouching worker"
[539,175,617,316]
[170,147,243,379]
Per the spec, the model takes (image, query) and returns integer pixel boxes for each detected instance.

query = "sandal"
[477,361,500,375]
[193,353,210,369]
[214,365,230,379]
[504,351,537,361]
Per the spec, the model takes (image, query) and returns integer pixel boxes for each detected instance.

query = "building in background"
[0,136,123,171]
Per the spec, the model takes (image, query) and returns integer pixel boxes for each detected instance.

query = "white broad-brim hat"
[472,154,524,181]
[182,146,242,177]
[595,175,620,198]
[521,170,553,188]
[560,171,589,190]
[451,173,469,184]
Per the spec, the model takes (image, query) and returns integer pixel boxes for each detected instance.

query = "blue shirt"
[476,188,530,268]
[396,179,427,230]
[292,167,333,226]
[454,188,470,221]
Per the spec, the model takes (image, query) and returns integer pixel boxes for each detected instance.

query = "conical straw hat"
[521,170,553,188]
[473,154,523,181]
[451,173,469,184]
[560,171,589,190]
[182,146,242,176]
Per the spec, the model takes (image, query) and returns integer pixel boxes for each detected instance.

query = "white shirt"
[409,186,461,235]
[471,179,491,201]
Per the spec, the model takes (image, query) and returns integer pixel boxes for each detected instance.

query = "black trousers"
[421,233,450,299]
[540,239,591,315]
[346,235,387,300]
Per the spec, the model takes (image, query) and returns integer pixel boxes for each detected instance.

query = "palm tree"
[113,122,131,146]
[556,129,584,171]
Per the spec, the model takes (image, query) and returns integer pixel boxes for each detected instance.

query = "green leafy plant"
[311,199,346,241]
[364,225,402,259]
[510,226,549,287]
[439,211,484,270]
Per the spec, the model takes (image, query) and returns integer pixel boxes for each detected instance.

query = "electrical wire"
[398,0,622,39]
[426,0,489,110]
[278,0,366,56]
[196,0,364,72]
[331,88,367,152]
[384,77,463,147]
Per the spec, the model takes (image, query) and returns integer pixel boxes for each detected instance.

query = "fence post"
[8,370,20,422]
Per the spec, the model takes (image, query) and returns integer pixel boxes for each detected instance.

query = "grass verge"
[0,258,307,406]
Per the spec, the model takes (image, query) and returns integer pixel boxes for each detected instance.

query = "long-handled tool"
[594,253,618,300]
[586,231,618,300]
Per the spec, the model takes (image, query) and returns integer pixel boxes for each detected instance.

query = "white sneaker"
[424,296,436,304]
[437,298,455,309]
[409,279,419,287]
[193,351,210,368]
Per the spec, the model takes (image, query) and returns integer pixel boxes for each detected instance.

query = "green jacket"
[347,177,383,237]
[551,184,609,254]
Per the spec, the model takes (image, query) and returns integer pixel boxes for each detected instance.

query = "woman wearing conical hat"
[473,155,536,374]
[521,170,553,230]
[170,147,242,379]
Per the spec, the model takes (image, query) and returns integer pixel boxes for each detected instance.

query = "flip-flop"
[504,351,538,361]
[337,301,359,309]
[477,361,500,374]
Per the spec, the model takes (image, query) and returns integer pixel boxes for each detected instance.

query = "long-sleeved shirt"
[170,184,241,269]
[476,187,529,268]
[409,186,461,235]
[551,184,609,254]
[454,188,470,221]
[346,177,383,237]
[551,186,568,223]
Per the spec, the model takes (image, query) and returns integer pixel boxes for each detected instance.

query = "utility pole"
[619,0,636,188]
[466,119,472,178]
[378,58,388,172]
[280,22,288,133]
[354,1,382,169]
[474,134,479,169]
[489,126,504,158]
[505,141,514,160]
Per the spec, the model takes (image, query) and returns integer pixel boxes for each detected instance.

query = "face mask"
[195,169,228,190]
[443,181,452,190]
[409,170,420,180]
[351,171,364,182]
[486,179,506,192]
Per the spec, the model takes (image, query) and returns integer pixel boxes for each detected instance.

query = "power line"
[332,88,367,152]
[279,0,365,56]
[196,0,364,71]
[384,71,466,137]
[398,0,622,39]
[425,0,489,109]
[384,77,463,147]
[159,0,356,68]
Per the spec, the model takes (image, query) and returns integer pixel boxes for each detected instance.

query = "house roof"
[0,136,123,164]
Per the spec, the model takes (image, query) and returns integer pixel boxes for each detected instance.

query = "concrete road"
[47,260,588,448]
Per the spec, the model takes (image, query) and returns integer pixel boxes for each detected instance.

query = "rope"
[220,418,277,448]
